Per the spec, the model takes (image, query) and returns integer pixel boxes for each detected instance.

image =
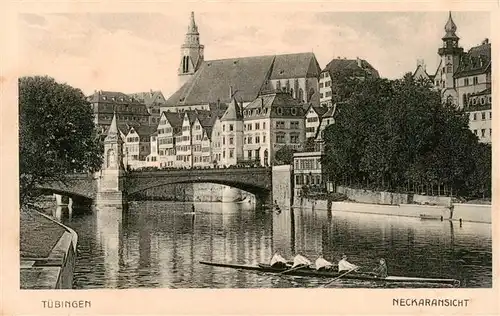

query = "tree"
[19,76,103,206]
[274,145,297,165]
[321,73,490,198]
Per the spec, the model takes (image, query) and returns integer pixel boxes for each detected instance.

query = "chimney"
[482,38,489,45]
[356,57,362,68]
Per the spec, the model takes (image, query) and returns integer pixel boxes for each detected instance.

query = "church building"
[163,12,322,113]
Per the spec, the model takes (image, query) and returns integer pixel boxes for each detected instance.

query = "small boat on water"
[199,261,460,286]
[420,214,444,220]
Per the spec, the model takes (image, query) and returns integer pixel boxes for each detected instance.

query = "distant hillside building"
[166,12,322,112]
[319,57,380,107]
[413,12,492,143]
[128,90,167,125]
[87,90,151,132]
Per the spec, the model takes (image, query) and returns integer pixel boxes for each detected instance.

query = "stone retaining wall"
[336,186,411,205]
[453,204,491,223]
[20,211,78,289]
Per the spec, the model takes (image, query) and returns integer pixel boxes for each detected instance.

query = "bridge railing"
[129,165,272,173]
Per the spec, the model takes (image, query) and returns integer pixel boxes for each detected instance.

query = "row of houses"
[102,89,336,169]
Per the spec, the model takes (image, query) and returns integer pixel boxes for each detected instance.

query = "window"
[277,107,283,115]
[248,137,252,144]
[248,124,252,131]
[464,78,469,86]
[325,81,331,87]
[223,150,226,158]
[446,65,452,73]
[229,137,234,145]
[276,81,281,90]
[255,136,260,143]
[473,113,477,120]
[276,133,285,143]
[276,121,285,129]
[482,112,486,120]
[490,112,492,119]
[223,125,225,132]
[320,93,324,98]
[222,137,225,145]
[290,133,299,143]
[481,129,486,137]
[473,76,478,85]
[229,149,234,158]
[255,123,260,130]
[263,122,266,130]
[490,128,492,136]
[291,108,297,116]
[247,150,252,159]
[319,82,324,88]
[263,135,266,143]
[307,117,319,123]
[290,121,300,129]
[474,129,478,135]
[230,124,234,131]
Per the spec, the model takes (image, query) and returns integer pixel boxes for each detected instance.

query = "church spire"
[187,11,199,35]
[178,11,204,87]
[443,11,459,40]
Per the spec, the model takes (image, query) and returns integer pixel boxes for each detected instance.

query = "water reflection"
[52,201,491,289]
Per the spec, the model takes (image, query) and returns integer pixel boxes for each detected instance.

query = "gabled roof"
[412,64,432,81]
[270,52,321,80]
[307,105,328,117]
[221,98,243,121]
[128,90,167,107]
[322,58,380,78]
[163,111,183,129]
[130,125,158,138]
[322,106,335,118]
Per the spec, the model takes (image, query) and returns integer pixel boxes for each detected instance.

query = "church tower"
[178,11,204,88]
[437,12,464,103]
[96,113,127,207]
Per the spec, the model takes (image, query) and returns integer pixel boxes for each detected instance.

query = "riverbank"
[20,208,78,289]
[293,198,491,224]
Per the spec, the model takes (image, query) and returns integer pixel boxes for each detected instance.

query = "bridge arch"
[35,187,94,204]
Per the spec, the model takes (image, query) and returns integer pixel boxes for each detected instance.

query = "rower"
[315,254,334,271]
[292,254,312,269]
[269,252,288,269]
[338,254,359,272]
[372,258,388,278]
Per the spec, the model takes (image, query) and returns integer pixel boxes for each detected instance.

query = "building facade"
[413,12,492,144]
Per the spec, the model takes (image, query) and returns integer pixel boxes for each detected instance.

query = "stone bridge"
[37,167,273,205]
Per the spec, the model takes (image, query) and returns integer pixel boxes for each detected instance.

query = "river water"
[49,201,492,289]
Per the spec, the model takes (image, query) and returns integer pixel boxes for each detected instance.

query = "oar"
[280,265,307,274]
[321,267,359,288]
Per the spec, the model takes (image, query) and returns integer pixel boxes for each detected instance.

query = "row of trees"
[19,76,103,206]
[322,73,491,199]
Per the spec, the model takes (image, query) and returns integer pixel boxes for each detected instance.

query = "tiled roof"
[128,90,167,106]
[321,106,335,118]
[244,92,305,118]
[88,90,143,104]
[165,52,321,107]
[131,125,158,137]
[310,105,328,117]
[164,111,183,129]
[454,42,491,78]
[270,53,321,80]
[166,55,275,107]
[323,58,380,78]
[221,98,243,121]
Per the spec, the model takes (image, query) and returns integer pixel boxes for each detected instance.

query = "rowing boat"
[199,261,460,286]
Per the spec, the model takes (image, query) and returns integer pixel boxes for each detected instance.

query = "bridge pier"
[54,194,70,206]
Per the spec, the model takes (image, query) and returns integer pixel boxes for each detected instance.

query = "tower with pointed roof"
[436,12,464,102]
[96,113,127,206]
[178,11,205,88]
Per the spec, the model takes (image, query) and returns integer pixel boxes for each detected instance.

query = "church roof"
[270,52,321,80]
[165,52,321,107]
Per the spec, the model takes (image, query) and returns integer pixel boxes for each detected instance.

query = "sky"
[18,10,491,97]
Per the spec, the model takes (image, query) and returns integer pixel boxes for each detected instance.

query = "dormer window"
[276,107,283,115]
